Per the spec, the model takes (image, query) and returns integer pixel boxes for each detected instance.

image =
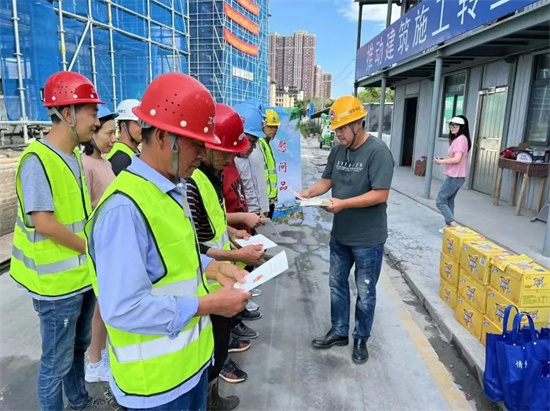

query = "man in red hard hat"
[186,104,264,410]
[86,73,251,411]
[10,71,106,410]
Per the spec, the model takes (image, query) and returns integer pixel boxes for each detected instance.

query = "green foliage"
[357,87,395,103]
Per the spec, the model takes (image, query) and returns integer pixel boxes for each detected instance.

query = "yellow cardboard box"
[442,226,484,262]
[460,241,515,285]
[440,252,460,288]
[486,286,550,329]
[455,297,484,339]
[481,316,502,346]
[458,270,487,313]
[490,255,550,307]
[439,278,458,310]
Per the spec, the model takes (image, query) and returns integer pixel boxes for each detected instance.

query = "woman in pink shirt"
[81,106,117,383]
[434,115,471,231]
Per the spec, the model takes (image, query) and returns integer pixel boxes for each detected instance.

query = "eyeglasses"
[449,123,460,128]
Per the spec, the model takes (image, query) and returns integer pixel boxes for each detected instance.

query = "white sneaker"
[85,360,111,383]
[251,288,262,297]
[246,300,260,312]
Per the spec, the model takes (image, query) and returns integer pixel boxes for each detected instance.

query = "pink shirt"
[82,155,116,209]
[444,135,468,178]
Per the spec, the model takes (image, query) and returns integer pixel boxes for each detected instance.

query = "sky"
[268,0,400,98]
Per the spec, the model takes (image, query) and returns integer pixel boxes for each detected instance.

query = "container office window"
[441,73,466,136]
[525,53,550,146]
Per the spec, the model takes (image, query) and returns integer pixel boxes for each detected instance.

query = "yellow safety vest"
[86,170,213,396]
[11,140,92,297]
[106,141,136,161]
[258,138,277,199]
[191,169,231,292]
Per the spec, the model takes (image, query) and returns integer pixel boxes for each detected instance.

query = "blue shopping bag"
[520,356,550,411]
[498,313,550,410]
[484,305,519,401]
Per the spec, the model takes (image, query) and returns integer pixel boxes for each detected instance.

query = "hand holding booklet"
[299,198,332,207]
[290,186,331,207]
[234,251,289,292]
[234,234,278,250]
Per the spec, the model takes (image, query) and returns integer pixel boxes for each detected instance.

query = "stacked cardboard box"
[438,227,550,345]
[483,256,550,344]
[439,227,484,311]
[458,240,516,341]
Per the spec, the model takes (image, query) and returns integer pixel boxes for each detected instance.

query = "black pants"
[208,314,232,381]
[268,203,275,220]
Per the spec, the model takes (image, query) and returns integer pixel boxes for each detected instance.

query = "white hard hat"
[117,99,140,121]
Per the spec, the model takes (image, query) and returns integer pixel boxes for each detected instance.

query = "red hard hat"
[207,104,249,153]
[43,71,104,107]
[132,73,220,145]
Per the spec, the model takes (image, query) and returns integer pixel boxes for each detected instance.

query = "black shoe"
[311,329,349,349]
[208,377,240,410]
[235,308,262,322]
[232,322,259,339]
[228,337,251,353]
[352,338,369,364]
[220,359,248,383]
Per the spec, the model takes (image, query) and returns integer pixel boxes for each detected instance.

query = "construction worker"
[259,108,280,219]
[186,103,264,409]
[107,99,142,175]
[233,103,269,217]
[299,96,394,365]
[85,73,251,411]
[10,71,105,410]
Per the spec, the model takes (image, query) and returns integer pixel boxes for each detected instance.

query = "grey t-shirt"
[19,139,82,216]
[322,136,394,247]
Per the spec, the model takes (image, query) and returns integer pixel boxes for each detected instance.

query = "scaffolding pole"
[11,0,28,144]
[67,20,91,72]
[147,0,153,82]
[58,0,68,71]
[88,0,97,87]
[106,0,117,109]
[171,0,177,71]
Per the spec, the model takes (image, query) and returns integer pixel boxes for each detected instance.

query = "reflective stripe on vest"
[259,138,277,199]
[15,216,86,244]
[10,141,92,297]
[106,141,136,161]
[112,316,212,364]
[86,170,213,397]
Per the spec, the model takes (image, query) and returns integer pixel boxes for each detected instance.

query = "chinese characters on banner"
[271,108,303,223]
[356,0,539,80]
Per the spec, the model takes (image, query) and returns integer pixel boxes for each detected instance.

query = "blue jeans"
[329,237,384,340]
[32,289,95,411]
[127,371,208,411]
[436,177,465,225]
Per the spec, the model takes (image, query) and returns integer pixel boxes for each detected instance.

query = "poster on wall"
[271,107,303,223]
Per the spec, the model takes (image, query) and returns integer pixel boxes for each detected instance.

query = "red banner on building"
[224,28,259,56]
[236,0,259,16]
[224,3,259,35]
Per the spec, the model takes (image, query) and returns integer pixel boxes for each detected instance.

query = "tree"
[324,98,335,108]
[357,87,394,104]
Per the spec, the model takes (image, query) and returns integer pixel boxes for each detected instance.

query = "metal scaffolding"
[0,0,190,144]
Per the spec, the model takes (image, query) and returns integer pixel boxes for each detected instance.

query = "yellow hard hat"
[265,109,280,126]
[329,96,367,130]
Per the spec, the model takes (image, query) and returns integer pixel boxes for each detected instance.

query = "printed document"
[235,234,278,250]
[235,251,289,292]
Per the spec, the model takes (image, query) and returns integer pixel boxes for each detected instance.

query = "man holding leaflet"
[299,95,394,365]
